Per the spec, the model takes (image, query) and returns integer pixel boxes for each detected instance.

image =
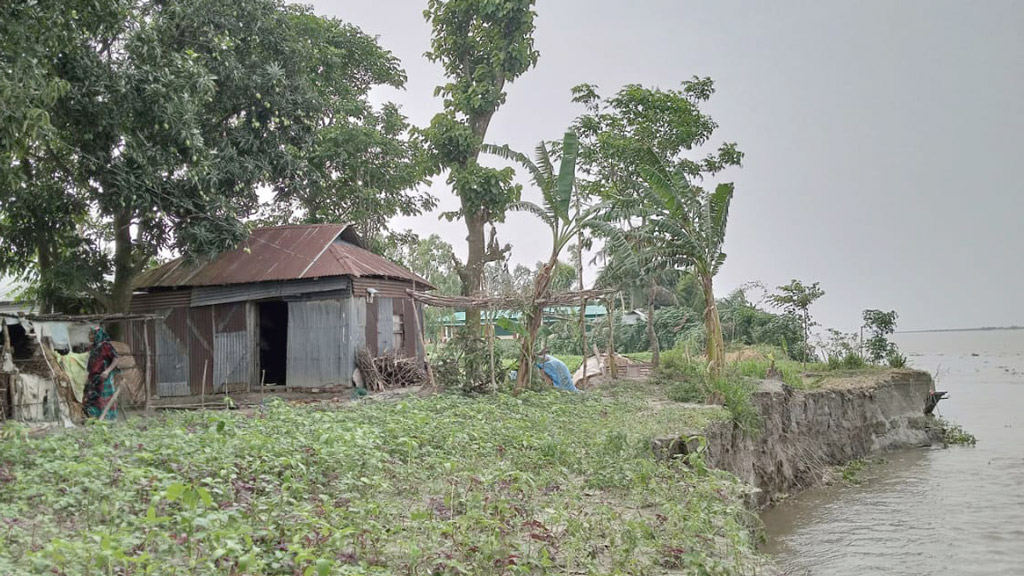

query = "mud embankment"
[702,370,942,506]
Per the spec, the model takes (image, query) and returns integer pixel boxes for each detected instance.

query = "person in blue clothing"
[535,348,580,392]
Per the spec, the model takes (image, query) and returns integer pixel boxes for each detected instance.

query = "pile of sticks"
[356,349,427,392]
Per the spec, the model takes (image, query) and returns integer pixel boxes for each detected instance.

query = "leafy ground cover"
[0,388,772,575]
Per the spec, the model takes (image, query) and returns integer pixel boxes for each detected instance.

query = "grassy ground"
[0,387,771,575]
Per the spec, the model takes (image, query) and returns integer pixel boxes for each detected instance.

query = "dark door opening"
[259,301,288,387]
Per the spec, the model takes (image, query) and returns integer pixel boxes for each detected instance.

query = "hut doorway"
[258,301,288,387]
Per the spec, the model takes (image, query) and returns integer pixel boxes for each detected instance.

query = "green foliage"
[421,0,539,333]
[656,346,763,433]
[887,351,909,369]
[821,329,868,370]
[766,280,825,362]
[433,332,508,394]
[942,422,978,446]
[3,0,422,312]
[840,459,867,485]
[863,309,900,364]
[0,388,764,574]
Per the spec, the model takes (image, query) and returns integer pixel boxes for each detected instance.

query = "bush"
[827,351,868,371]
[708,375,761,435]
[943,422,977,446]
[667,379,706,403]
[434,333,508,394]
[655,346,705,385]
[887,351,908,368]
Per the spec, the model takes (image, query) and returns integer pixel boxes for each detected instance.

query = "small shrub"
[887,351,908,368]
[433,332,508,393]
[667,379,706,403]
[708,375,761,435]
[840,459,866,485]
[655,346,705,385]
[943,423,977,446]
[827,351,867,371]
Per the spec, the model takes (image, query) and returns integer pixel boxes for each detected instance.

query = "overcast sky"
[310,0,1024,332]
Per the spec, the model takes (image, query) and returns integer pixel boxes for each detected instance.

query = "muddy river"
[761,329,1024,576]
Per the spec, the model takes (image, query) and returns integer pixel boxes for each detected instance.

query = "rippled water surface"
[761,329,1024,576]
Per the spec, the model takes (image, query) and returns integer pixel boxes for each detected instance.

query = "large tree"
[573,79,741,362]
[1,0,420,313]
[573,79,742,369]
[421,0,539,338]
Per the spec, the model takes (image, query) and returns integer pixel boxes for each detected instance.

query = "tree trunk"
[576,234,588,388]
[647,278,660,368]
[514,260,554,393]
[701,274,725,373]
[109,210,136,315]
[607,296,617,379]
[462,213,486,338]
[35,234,55,313]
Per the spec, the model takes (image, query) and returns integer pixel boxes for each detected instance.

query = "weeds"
[943,422,978,446]
[0,390,762,575]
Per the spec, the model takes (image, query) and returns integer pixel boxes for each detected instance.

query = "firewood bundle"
[356,348,427,391]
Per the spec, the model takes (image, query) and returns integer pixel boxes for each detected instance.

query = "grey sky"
[311,0,1024,332]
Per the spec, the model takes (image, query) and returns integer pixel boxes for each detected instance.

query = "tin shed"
[129,224,432,397]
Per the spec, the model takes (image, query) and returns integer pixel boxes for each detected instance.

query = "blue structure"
[536,354,579,393]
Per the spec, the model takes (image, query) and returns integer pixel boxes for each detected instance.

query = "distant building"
[129,224,433,398]
[440,305,607,341]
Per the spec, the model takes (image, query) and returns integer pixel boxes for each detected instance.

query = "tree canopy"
[420,0,539,336]
[1,0,430,312]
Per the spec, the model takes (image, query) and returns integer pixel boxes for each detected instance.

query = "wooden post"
[143,319,152,411]
[200,360,207,410]
[410,303,435,393]
[607,296,618,379]
[1,321,10,421]
[487,309,495,390]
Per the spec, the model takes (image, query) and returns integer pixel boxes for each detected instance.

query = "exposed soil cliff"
[699,370,942,506]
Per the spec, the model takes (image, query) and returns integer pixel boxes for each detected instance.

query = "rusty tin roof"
[134,224,433,290]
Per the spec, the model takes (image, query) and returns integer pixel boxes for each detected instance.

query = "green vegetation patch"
[0,391,762,575]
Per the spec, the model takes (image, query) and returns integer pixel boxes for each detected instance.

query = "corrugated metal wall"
[187,307,214,396]
[377,297,394,353]
[351,278,417,300]
[286,300,351,387]
[130,290,191,312]
[212,303,250,393]
[155,308,189,397]
[192,277,349,307]
[365,299,378,355]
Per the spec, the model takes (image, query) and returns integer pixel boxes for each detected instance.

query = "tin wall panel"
[155,308,189,397]
[286,300,348,387]
[187,307,214,395]
[377,297,394,353]
[130,290,192,312]
[365,299,378,356]
[213,331,250,392]
[349,297,367,354]
[351,278,416,300]
[402,299,418,359]
[191,277,350,308]
[214,302,246,333]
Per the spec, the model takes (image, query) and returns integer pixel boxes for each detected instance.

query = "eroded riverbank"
[761,332,1024,576]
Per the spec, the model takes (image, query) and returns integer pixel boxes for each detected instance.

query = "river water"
[761,329,1024,576]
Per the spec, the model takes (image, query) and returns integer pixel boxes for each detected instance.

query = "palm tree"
[639,160,734,372]
[483,131,594,391]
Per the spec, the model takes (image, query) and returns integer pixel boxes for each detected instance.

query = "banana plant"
[483,131,598,391]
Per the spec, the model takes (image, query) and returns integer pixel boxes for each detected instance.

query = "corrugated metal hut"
[129,224,433,398]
